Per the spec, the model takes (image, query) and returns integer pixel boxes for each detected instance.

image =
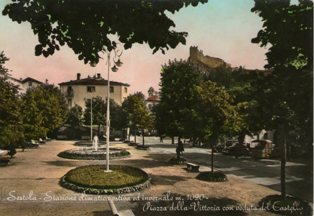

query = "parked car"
[251,139,273,159]
[214,143,225,153]
[222,140,238,155]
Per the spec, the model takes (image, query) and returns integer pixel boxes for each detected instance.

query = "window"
[67,86,73,93]
[110,86,114,93]
[67,86,73,96]
[87,86,95,92]
[124,87,127,93]
[28,82,32,87]
[67,99,72,107]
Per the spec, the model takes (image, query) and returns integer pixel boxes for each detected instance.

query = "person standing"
[93,135,99,151]
[176,140,184,160]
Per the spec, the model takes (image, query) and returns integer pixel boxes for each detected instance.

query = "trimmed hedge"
[57,148,130,160]
[136,145,150,150]
[196,171,228,182]
[168,157,187,164]
[60,165,150,194]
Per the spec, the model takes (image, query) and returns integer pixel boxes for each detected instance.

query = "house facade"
[59,73,129,109]
[8,76,44,93]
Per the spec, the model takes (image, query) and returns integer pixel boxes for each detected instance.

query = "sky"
[0,0,267,95]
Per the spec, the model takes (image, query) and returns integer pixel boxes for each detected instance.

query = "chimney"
[77,73,81,80]
[97,73,101,79]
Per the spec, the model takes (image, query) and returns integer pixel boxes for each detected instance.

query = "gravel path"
[0,140,286,216]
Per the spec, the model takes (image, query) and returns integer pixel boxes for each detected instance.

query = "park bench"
[128,141,136,146]
[0,157,10,166]
[21,140,39,149]
[186,162,200,172]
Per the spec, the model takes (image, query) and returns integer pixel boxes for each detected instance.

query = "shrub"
[196,171,228,182]
[258,195,312,216]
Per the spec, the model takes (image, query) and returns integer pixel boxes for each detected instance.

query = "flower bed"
[60,165,150,194]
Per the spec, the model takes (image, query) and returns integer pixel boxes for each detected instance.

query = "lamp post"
[90,97,93,142]
[105,46,123,172]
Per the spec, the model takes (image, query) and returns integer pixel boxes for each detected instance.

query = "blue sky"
[0,0,267,94]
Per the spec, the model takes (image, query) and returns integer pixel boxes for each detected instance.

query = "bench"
[0,158,10,166]
[186,162,200,172]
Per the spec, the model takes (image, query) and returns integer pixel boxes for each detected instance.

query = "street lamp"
[90,97,93,142]
[104,46,123,172]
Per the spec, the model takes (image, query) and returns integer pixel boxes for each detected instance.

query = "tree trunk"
[142,129,145,146]
[281,131,287,199]
[210,135,218,173]
[134,129,137,144]
[238,132,245,145]
[171,137,174,144]
[211,142,214,173]
[97,124,100,137]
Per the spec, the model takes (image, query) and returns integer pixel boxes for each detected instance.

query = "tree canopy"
[66,104,83,128]
[252,0,313,199]
[122,93,153,134]
[158,60,202,139]
[21,85,67,139]
[3,0,207,65]
[0,52,23,147]
[84,96,106,128]
[251,0,313,147]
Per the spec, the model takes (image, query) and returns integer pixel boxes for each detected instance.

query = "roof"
[146,95,159,102]
[59,77,130,87]
[8,76,22,83]
[21,77,44,84]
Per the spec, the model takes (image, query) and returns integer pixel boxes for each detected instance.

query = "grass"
[64,165,149,189]
[196,171,228,182]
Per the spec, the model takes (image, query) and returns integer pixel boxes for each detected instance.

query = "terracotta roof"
[146,95,159,102]
[8,76,22,83]
[59,77,130,87]
[22,77,44,84]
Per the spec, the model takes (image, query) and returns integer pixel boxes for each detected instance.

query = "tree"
[158,60,203,143]
[200,64,269,144]
[3,0,207,65]
[196,81,242,173]
[122,93,152,145]
[252,0,313,199]
[66,105,83,128]
[31,85,67,137]
[106,99,124,132]
[84,96,106,136]
[21,90,46,140]
[21,85,67,140]
[0,52,23,149]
